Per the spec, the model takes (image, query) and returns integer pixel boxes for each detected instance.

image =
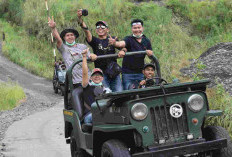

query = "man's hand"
[118,50,125,58]
[89,54,97,61]
[48,16,56,29]
[146,50,153,56]
[139,80,146,86]
[108,34,117,46]
[81,48,89,58]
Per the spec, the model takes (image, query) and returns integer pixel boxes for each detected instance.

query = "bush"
[167,0,232,36]
[0,0,25,25]
[0,81,25,111]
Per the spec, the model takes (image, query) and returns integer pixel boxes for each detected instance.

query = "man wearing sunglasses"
[108,19,153,90]
[77,9,123,92]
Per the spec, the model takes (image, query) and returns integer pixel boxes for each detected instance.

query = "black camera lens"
[82,9,88,16]
[146,79,154,87]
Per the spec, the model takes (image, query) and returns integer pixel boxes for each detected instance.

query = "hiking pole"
[45,0,49,17]
[45,0,56,62]
[51,33,56,62]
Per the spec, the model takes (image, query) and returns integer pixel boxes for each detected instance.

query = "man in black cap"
[77,9,123,92]
[108,19,153,90]
[139,63,156,88]
[48,16,97,88]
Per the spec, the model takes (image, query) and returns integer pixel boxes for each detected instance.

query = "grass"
[206,84,232,134]
[0,81,26,111]
[0,20,56,79]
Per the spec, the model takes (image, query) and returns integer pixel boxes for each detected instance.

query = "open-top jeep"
[63,51,232,157]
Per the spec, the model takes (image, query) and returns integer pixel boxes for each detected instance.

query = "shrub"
[0,81,25,111]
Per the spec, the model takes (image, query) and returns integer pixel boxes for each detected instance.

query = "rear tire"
[203,126,232,157]
[101,139,130,157]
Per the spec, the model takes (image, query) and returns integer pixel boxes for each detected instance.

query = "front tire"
[70,131,90,157]
[203,126,232,157]
[101,139,131,157]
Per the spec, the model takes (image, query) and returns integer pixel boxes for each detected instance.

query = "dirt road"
[0,41,70,157]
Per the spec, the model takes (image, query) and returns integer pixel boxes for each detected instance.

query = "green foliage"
[0,81,25,111]
[206,84,232,136]
[166,0,189,16]
[0,19,55,79]
[167,0,232,37]
[0,0,24,25]
[191,61,206,81]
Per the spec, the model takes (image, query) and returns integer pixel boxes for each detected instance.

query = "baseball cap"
[95,21,108,27]
[143,63,156,70]
[91,68,103,76]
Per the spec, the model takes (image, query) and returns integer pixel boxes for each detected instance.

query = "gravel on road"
[0,41,63,156]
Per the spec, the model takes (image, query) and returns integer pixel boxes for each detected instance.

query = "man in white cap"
[48,16,97,112]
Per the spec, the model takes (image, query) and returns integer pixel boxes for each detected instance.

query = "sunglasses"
[96,25,106,29]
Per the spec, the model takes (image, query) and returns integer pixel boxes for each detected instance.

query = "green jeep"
[63,51,232,157]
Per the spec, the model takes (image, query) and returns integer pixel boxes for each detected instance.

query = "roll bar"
[65,51,161,91]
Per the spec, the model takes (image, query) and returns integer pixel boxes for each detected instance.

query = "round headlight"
[188,94,204,112]
[131,103,148,121]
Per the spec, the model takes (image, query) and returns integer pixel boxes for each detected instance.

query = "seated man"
[128,63,156,89]
[81,49,111,124]
[139,63,156,88]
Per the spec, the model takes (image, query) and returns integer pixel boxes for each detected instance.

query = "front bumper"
[132,138,227,157]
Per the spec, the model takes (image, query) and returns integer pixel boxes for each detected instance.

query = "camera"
[146,79,154,87]
[82,9,88,16]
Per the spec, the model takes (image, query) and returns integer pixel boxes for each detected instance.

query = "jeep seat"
[71,87,86,119]
[71,87,93,133]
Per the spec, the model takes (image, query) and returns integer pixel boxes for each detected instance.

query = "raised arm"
[77,9,92,43]
[82,48,89,88]
[48,16,63,48]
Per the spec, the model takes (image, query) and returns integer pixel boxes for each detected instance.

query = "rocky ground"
[180,42,232,95]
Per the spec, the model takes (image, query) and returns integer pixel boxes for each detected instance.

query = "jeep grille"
[150,103,189,143]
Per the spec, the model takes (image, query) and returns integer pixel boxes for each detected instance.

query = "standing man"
[48,16,97,87]
[77,9,123,92]
[109,19,153,90]
[48,16,97,110]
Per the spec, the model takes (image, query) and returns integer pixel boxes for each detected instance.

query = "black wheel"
[203,126,232,157]
[70,131,90,157]
[60,85,65,96]
[101,139,130,157]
